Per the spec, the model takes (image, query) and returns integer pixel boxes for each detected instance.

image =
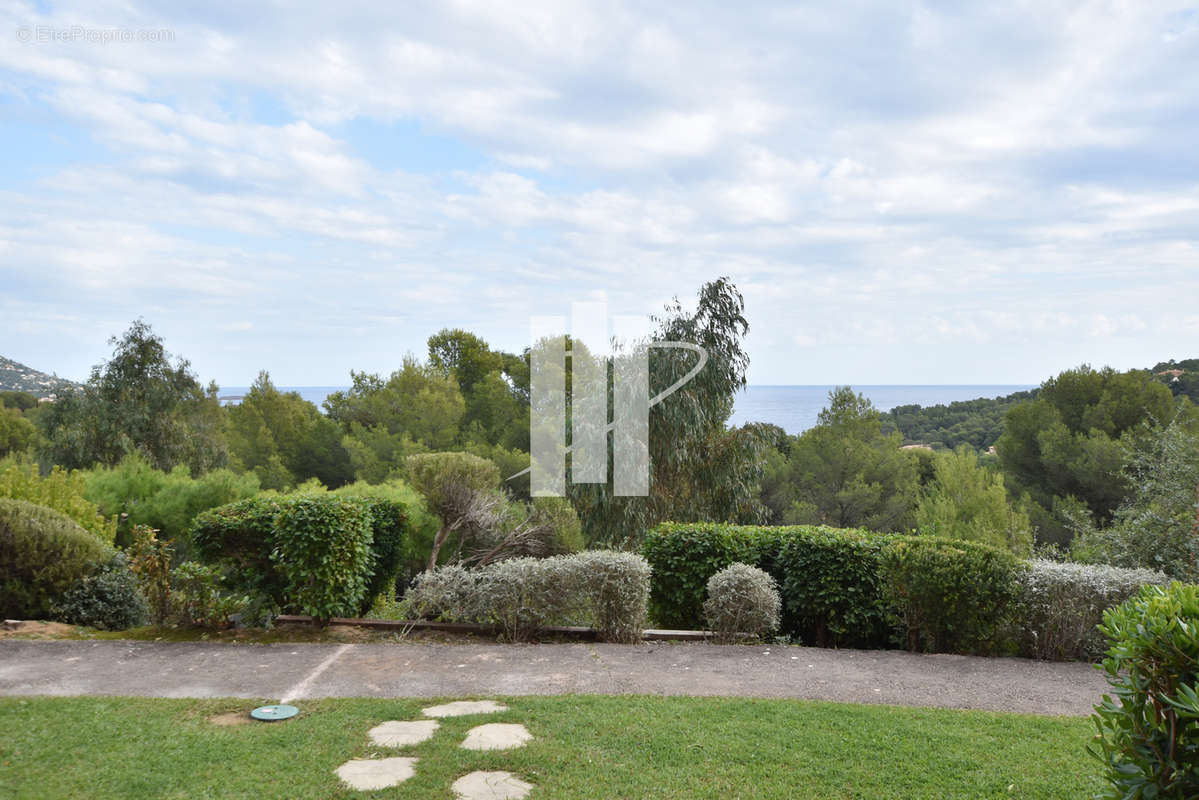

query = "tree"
[996,365,1186,545]
[0,408,36,458]
[38,320,227,473]
[1071,415,1199,580]
[226,371,352,490]
[406,451,503,570]
[428,329,528,450]
[563,278,767,545]
[326,357,466,483]
[779,387,919,531]
[915,446,1032,556]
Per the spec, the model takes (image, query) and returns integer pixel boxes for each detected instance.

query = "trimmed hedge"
[642,522,782,629]
[1017,560,1169,661]
[405,551,651,643]
[642,522,895,647]
[0,498,112,619]
[191,494,411,621]
[879,536,1023,655]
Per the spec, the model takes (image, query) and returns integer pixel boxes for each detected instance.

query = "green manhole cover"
[251,704,299,721]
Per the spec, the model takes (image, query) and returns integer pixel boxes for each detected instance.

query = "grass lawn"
[0,694,1103,799]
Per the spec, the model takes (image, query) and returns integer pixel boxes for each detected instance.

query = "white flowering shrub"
[703,562,781,643]
[402,551,651,642]
[1018,559,1170,661]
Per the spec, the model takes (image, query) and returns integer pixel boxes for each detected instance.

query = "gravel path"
[0,639,1105,716]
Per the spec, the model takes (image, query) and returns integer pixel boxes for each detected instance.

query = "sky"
[1,1,1197,388]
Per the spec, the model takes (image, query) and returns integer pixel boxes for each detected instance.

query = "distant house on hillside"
[1156,369,1184,381]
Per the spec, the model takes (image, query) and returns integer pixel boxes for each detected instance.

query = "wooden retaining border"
[274,614,715,641]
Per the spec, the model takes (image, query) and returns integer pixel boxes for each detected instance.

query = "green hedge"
[0,498,112,619]
[775,527,897,648]
[191,494,411,621]
[644,522,1024,654]
[879,536,1023,654]
[642,522,782,629]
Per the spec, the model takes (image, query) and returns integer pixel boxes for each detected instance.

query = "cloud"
[0,0,1196,385]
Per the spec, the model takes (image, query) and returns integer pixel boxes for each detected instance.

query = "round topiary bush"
[703,562,781,643]
[53,552,148,630]
[0,497,111,619]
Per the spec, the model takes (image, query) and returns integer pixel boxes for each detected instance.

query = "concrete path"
[0,639,1106,716]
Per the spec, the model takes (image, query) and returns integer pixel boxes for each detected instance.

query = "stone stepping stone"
[335,757,418,791]
[422,700,508,718]
[460,723,532,751]
[368,720,439,747]
[452,770,534,800]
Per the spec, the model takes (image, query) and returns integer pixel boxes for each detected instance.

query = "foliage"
[774,525,897,649]
[225,371,352,490]
[566,278,765,547]
[170,562,248,628]
[0,459,117,543]
[1017,559,1168,661]
[915,446,1033,556]
[703,563,780,643]
[0,406,36,457]
[461,495,583,568]
[642,522,781,629]
[326,357,467,483]
[1091,582,1199,799]
[83,454,259,554]
[1070,416,1199,580]
[428,328,529,451]
[0,390,39,411]
[879,536,1024,654]
[191,497,283,603]
[52,552,147,630]
[406,551,650,642]
[38,319,228,474]
[0,498,111,619]
[405,451,502,569]
[997,364,1185,545]
[766,388,920,531]
[332,478,441,587]
[126,525,174,625]
[883,389,1038,450]
[270,495,374,622]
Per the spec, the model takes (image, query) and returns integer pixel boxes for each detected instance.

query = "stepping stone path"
[453,771,535,800]
[333,699,534,797]
[460,723,533,751]
[336,757,418,791]
[368,719,439,747]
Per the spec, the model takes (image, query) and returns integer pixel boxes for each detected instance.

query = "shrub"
[774,526,896,648]
[353,498,409,616]
[703,563,780,643]
[0,498,111,619]
[191,496,284,603]
[84,455,260,556]
[1091,582,1199,798]
[0,459,116,544]
[333,479,438,590]
[170,562,248,628]
[573,551,651,643]
[404,564,479,622]
[1018,560,1169,661]
[53,553,147,630]
[880,536,1024,654]
[405,551,651,642]
[642,522,781,629]
[126,525,174,625]
[270,495,374,622]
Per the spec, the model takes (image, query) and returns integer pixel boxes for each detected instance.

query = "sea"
[220,384,1035,436]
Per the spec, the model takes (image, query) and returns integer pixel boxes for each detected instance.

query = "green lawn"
[0,695,1102,799]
